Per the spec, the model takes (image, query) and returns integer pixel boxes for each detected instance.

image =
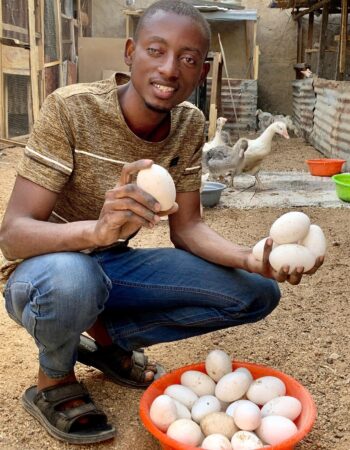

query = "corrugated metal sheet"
[309,78,350,168]
[207,79,258,132]
[201,10,258,21]
[292,78,315,138]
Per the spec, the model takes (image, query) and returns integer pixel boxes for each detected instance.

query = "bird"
[204,138,249,187]
[238,121,290,190]
[202,117,231,174]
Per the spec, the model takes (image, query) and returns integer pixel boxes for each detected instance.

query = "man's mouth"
[153,83,175,93]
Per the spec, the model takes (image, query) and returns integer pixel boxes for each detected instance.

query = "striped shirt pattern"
[18,73,206,224]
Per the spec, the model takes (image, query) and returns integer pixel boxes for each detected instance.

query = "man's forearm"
[171,221,251,271]
[0,217,97,260]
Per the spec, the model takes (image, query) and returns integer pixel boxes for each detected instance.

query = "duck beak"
[283,130,290,139]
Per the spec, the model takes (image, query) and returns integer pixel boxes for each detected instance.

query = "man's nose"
[159,54,180,78]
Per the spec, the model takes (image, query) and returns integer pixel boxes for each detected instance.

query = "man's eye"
[147,47,161,56]
[182,56,196,66]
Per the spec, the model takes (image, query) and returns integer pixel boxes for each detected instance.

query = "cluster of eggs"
[252,211,326,273]
[149,350,302,449]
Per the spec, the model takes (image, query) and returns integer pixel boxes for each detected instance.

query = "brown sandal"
[77,335,166,389]
[22,382,115,444]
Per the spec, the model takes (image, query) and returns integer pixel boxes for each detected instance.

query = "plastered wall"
[91,0,298,114]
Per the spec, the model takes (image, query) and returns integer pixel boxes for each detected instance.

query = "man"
[0,0,323,444]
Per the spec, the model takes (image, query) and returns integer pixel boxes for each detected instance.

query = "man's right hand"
[91,159,163,247]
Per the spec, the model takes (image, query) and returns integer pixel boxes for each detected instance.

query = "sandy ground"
[0,138,349,450]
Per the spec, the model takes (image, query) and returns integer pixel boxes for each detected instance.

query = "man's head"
[135,0,211,52]
[124,0,211,113]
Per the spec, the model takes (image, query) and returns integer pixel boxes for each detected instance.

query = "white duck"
[238,121,290,190]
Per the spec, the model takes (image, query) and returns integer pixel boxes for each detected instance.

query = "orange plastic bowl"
[139,361,317,450]
[306,159,346,176]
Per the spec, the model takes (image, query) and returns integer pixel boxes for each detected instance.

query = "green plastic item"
[332,173,350,202]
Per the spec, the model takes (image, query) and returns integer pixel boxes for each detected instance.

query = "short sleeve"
[17,92,75,193]
[176,111,206,192]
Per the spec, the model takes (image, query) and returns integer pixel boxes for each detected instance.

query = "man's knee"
[252,277,281,319]
[5,252,111,329]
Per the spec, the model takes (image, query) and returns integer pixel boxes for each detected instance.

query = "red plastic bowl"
[306,159,346,176]
[139,361,317,450]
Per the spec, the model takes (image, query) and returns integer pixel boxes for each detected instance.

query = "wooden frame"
[0,0,87,141]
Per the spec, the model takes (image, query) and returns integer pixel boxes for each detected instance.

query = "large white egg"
[164,384,198,409]
[261,396,302,421]
[233,400,261,431]
[150,395,178,431]
[200,412,238,439]
[167,418,203,446]
[181,370,216,397]
[136,164,176,211]
[215,371,251,403]
[256,415,298,445]
[191,395,221,423]
[269,244,316,273]
[202,433,232,450]
[252,237,278,261]
[226,399,249,418]
[205,349,232,382]
[270,212,310,244]
[246,376,286,406]
[300,224,327,258]
[173,399,191,419]
[234,367,254,383]
[231,431,264,450]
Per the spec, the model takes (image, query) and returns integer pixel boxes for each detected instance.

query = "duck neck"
[258,125,276,144]
[211,123,223,145]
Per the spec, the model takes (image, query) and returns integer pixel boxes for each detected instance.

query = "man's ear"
[124,38,136,67]
[198,61,210,86]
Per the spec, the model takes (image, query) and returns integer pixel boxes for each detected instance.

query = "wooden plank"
[308,12,314,48]
[297,19,303,63]
[338,0,348,80]
[316,3,329,77]
[56,0,63,87]
[254,44,259,80]
[0,137,26,147]
[245,21,255,79]
[44,60,61,68]
[0,0,4,138]
[28,0,40,121]
[292,0,330,20]
[208,52,221,140]
[2,45,30,71]
[4,77,8,138]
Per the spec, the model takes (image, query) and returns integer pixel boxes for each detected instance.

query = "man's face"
[125,11,209,113]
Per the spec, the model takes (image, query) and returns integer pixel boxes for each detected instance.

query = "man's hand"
[246,238,324,285]
[91,160,178,247]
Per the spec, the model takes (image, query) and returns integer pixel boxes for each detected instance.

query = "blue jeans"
[4,246,280,379]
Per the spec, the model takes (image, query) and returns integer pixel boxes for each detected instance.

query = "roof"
[270,0,340,9]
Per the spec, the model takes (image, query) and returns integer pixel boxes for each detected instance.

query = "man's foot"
[77,335,166,389]
[22,380,115,444]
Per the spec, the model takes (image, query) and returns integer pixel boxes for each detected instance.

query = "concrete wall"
[242,0,297,115]
[91,0,298,114]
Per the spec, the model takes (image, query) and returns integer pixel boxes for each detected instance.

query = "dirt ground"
[0,138,349,450]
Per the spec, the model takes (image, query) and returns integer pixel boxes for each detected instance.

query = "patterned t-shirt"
[18,72,205,224]
[0,73,206,282]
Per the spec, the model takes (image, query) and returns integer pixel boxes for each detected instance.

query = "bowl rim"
[306,159,346,165]
[332,173,350,186]
[139,360,317,450]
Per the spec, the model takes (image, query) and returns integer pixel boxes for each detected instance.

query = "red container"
[306,159,346,176]
[139,361,317,450]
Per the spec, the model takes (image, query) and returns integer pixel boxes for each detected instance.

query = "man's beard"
[144,100,171,114]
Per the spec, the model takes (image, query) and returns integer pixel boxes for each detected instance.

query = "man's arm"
[169,191,323,285]
[0,161,163,261]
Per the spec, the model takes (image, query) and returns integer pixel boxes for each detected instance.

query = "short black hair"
[135,0,211,49]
